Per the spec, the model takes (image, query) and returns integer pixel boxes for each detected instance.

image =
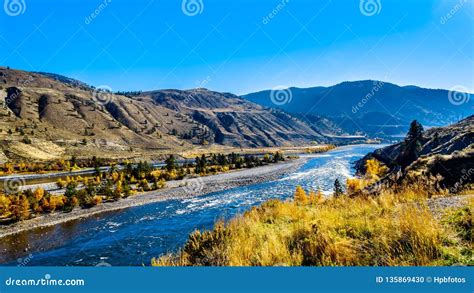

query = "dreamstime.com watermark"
[440,0,467,25]
[352,80,385,114]
[2,75,35,109]
[270,86,292,106]
[4,0,26,16]
[185,76,212,102]
[3,178,26,194]
[182,0,204,17]
[359,0,381,17]
[17,253,34,267]
[5,274,85,287]
[448,85,470,106]
[262,0,290,25]
[450,168,473,194]
[92,85,114,105]
[84,0,112,25]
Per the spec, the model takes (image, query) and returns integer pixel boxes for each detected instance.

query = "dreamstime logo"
[3,76,34,110]
[352,80,384,114]
[92,85,114,105]
[84,0,112,25]
[181,0,204,17]
[362,180,385,195]
[449,168,473,194]
[4,178,25,194]
[182,177,204,195]
[185,77,212,103]
[95,261,112,267]
[448,85,470,106]
[262,0,289,25]
[359,0,381,17]
[440,0,467,25]
[17,253,33,267]
[270,86,292,106]
[4,0,26,16]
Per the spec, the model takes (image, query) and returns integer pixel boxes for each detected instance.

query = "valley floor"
[0,157,307,239]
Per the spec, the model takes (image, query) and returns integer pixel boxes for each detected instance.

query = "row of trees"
[293,179,345,205]
[1,152,288,224]
[0,156,116,175]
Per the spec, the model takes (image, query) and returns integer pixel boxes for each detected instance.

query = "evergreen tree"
[398,120,424,169]
[165,155,177,171]
[333,179,344,197]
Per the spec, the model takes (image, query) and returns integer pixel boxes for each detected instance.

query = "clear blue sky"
[0,0,472,94]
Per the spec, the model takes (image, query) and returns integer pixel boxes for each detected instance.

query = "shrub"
[153,187,472,266]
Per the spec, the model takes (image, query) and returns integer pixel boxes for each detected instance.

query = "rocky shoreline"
[0,158,307,239]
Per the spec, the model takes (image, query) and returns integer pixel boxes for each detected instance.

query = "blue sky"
[0,0,472,94]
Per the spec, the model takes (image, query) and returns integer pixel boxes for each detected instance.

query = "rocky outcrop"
[356,116,474,191]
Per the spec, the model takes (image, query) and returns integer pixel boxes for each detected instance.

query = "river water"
[0,145,381,266]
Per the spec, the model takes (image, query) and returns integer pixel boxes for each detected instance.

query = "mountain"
[138,89,330,147]
[0,67,339,162]
[355,116,473,190]
[242,80,473,139]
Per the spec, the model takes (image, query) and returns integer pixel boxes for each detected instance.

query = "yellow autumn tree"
[365,158,388,180]
[34,187,45,201]
[0,194,11,216]
[315,188,324,203]
[308,190,316,205]
[294,186,307,205]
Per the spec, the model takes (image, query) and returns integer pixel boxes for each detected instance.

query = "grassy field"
[153,186,473,266]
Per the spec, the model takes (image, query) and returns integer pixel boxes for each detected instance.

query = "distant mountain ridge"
[242,80,473,138]
[0,67,342,161]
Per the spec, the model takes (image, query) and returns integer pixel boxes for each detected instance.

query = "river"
[0,144,381,266]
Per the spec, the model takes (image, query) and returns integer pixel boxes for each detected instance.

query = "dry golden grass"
[152,187,473,266]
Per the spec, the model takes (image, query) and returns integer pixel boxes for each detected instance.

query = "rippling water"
[0,145,382,266]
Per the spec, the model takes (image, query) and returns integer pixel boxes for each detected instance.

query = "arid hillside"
[0,67,334,162]
[356,116,474,191]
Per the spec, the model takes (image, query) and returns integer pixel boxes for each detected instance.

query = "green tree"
[165,155,177,171]
[398,120,424,169]
[333,179,344,197]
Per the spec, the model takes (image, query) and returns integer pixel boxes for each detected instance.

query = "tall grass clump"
[152,186,473,266]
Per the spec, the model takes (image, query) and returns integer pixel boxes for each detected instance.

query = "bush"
[153,187,472,266]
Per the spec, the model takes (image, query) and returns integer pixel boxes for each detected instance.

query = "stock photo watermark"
[182,177,205,195]
[449,168,473,194]
[448,85,470,106]
[92,85,114,105]
[4,178,26,194]
[2,75,34,109]
[262,0,290,25]
[17,253,34,267]
[270,86,293,106]
[185,76,212,102]
[182,0,204,17]
[84,0,112,25]
[352,81,385,114]
[4,0,26,16]
[359,0,381,17]
[5,274,85,287]
[440,0,467,25]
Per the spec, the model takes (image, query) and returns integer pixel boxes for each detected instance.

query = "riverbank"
[0,158,307,239]
[154,189,473,266]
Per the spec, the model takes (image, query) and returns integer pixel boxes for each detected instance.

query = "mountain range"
[0,67,471,162]
[242,80,473,138]
[0,67,336,162]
